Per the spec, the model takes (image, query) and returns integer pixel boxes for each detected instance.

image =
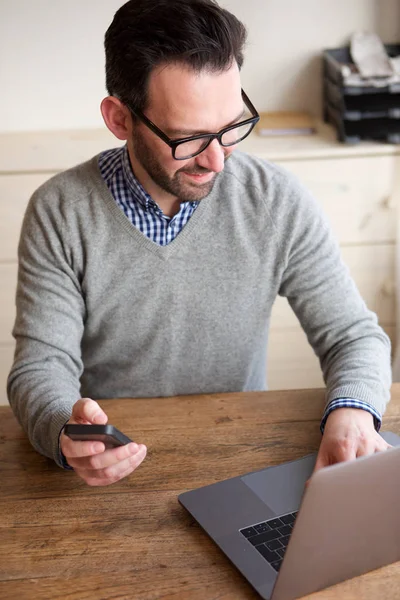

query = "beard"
[131,129,226,202]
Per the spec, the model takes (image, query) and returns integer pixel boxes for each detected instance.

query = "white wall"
[1,0,400,132]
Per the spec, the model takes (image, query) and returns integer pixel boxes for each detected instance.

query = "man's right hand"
[60,398,147,486]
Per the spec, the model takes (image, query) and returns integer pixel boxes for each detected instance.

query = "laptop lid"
[179,431,400,600]
[272,441,400,600]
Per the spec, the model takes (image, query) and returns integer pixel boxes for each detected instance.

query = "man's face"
[128,62,243,202]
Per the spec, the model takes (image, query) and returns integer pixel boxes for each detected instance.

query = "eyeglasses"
[127,90,260,160]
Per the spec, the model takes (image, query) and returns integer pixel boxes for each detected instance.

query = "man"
[8,0,391,486]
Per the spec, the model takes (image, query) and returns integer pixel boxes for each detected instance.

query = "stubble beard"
[132,131,223,202]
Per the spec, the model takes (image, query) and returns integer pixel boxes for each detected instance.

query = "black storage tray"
[325,101,400,143]
[323,44,400,94]
[324,77,400,120]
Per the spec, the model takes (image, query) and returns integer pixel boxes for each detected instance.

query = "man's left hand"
[313,407,391,473]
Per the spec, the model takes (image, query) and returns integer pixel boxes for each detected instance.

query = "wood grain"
[1,386,400,599]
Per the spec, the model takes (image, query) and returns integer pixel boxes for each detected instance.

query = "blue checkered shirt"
[98,144,382,432]
[98,145,199,245]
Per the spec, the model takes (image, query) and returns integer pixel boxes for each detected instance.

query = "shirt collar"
[121,145,156,212]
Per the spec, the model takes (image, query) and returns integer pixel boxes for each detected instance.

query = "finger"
[84,458,144,487]
[330,438,358,463]
[356,437,392,458]
[67,442,143,470]
[313,436,358,473]
[84,463,137,487]
[313,451,328,473]
[71,398,108,425]
[352,432,379,457]
[375,440,392,451]
[61,437,105,459]
[77,445,147,486]
[381,442,393,450]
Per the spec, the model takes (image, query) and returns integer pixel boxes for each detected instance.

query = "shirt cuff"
[320,398,382,434]
[58,421,74,470]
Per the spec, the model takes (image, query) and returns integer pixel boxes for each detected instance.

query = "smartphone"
[64,424,133,447]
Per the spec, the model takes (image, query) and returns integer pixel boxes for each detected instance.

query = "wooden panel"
[0,263,17,343]
[267,326,395,391]
[271,243,396,330]
[280,155,397,245]
[0,173,54,261]
[0,130,122,173]
[0,344,14,405]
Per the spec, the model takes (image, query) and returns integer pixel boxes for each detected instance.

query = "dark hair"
[104,0,247,112]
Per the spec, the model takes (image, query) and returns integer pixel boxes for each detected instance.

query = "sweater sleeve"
[7,187,85,467]
[275,170,392,416]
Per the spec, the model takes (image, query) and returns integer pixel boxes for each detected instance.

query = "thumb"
[71,397,108,425]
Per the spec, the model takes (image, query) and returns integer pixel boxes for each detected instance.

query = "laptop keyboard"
[239,511,298,572]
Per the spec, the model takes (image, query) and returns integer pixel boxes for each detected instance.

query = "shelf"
[240,122,400,161]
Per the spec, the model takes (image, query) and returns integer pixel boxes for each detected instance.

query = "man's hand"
[60,398,147,486]
[313,408,391,473]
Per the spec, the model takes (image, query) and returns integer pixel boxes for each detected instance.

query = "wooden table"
[1,386,400,600]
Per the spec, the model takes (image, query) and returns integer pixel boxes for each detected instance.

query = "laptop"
[179,430,400,600]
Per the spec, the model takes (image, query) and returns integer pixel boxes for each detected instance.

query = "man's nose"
[195,139,226,173]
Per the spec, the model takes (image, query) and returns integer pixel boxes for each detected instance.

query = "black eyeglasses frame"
[127,90,260,160]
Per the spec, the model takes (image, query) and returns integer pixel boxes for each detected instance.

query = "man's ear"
[100,96,131,141]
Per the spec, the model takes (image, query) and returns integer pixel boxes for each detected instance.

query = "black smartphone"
[64,424,133,447]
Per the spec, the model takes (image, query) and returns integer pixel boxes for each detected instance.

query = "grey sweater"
[7,151,391,467]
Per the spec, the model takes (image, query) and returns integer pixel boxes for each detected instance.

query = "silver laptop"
[179,431,400,600]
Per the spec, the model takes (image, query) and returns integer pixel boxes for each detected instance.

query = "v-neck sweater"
[8,150,391,466]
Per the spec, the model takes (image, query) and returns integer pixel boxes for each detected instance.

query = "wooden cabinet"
[0,174,53,260]
[0,125,398,402]
[267,326,396,390]
[262,143,399,389]
[281,155,397,245]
